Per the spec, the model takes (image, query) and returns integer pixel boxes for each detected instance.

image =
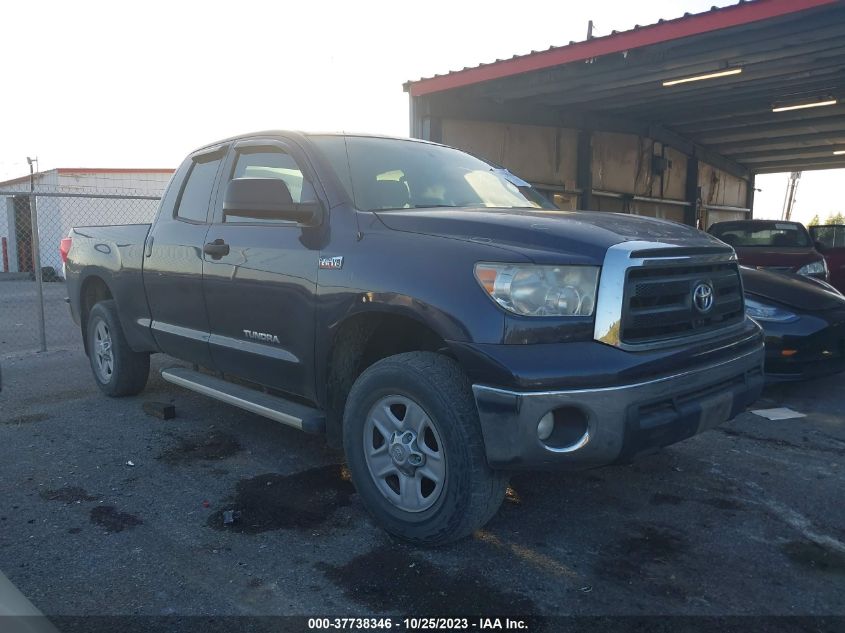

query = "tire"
[343,351,508,546]
[86,300,150,397]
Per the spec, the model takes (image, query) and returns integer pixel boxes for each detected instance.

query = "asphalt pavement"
[0,342,843,627]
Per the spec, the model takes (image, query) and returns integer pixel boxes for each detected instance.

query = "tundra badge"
[319,255,344,270]
[243,330,281,344]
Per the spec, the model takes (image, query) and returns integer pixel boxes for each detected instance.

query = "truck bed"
[65,223,154,351]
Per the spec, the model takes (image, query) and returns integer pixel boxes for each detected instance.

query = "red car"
[709,220,828,281]
[809,224,845,293]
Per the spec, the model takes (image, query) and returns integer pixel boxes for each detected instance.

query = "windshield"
[710,221,811,248]
[309,135,555,212]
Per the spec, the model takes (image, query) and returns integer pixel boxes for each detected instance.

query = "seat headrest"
[771,232,796,246]
[373,180,410,209]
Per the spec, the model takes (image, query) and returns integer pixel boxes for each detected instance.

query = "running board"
[160,367,325,434]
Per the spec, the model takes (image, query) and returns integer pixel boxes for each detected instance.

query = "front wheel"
[343,352,508,546]
[86,300,149,397]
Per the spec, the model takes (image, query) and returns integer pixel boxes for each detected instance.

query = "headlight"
[797,260,827,277]
[474,263,599,316]
[745,297,798,323]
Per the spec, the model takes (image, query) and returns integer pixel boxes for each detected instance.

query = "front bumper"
[473,345,764,470]
[761,308,845,381]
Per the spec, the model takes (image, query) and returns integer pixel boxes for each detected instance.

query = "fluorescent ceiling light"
[772,99,837,112]
[662,68,742,87]
[834,150,845,155]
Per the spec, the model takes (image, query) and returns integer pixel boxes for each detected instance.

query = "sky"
[752,171,844,226]
[0,0,842,224]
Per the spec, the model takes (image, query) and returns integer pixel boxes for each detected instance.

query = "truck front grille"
[620,262,744,345]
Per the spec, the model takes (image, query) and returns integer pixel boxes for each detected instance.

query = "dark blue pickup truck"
[64,131,764,545]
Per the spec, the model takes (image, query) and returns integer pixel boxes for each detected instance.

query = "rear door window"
[175,156,222,223]
[157,160,191,220]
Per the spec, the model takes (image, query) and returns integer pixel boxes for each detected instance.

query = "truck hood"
[374,208,723,263]
[740,266,845,311]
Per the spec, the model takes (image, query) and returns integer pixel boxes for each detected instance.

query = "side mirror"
[223,178,322,225]
[815,240,826,252]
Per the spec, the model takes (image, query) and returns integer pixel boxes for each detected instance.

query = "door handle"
[203,239,230,259]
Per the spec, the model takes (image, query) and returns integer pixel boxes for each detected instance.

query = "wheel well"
[79,276,113,354]
[325,312,452,448]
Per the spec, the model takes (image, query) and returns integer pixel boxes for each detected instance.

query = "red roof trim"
[406,0,839,97]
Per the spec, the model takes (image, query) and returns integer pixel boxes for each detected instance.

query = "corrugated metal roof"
[404,0,839,97]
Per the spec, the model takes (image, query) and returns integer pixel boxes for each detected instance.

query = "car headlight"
[797,260,827,277]
[474,263,599,316]
[745,297,799,323]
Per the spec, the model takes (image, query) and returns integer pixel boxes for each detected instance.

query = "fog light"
[537,406,590,452]
[537,412,554,441]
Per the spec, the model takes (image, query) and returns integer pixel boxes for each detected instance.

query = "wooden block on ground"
[143,401,176,420]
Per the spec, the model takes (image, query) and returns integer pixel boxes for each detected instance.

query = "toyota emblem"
[693,282,714,314]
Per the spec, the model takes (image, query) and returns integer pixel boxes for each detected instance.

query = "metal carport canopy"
[405,0,845,178]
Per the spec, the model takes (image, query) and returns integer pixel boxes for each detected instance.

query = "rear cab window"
[711,222,811,248]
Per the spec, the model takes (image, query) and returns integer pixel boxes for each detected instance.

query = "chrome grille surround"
[594,241,746,351]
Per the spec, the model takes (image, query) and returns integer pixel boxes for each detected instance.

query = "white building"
[0,168,173,275]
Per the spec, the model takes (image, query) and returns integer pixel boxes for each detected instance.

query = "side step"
[160,367,325,434]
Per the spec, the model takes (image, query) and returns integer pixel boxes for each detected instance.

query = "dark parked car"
[809,224,845,293]
[63,131,764,545]
[741,266,845,381]
[709,220,828,281]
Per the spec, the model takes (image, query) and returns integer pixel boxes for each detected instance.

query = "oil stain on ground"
[2,413,51,425]
[320,546,539,618]
[90,506,143,533]
[158,431,241,464]
[595,524,689,582]
[21,389,92,407]
[699,497,744,511]
[720,428,845,457]
[782,541,845,574]
[650,493,684,506]
[40,487,100,504]
[207,464,355,534]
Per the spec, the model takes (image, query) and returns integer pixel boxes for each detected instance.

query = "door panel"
[144,150,224,366]
[811,225,845,292]
[826,248,845,292]
[202,140,323,400]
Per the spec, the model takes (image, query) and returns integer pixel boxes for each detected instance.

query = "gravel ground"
[0,279,77,355]
[0,344,843,628]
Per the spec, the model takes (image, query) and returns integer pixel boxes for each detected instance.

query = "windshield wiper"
[369,205,458,211]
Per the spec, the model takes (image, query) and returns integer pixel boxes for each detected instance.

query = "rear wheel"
[86,300,149,397]
[343,351,508,546]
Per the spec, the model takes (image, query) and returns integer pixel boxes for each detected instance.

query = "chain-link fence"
[0,191,161,355]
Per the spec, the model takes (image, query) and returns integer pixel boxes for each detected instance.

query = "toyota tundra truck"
[63,131,764,545]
